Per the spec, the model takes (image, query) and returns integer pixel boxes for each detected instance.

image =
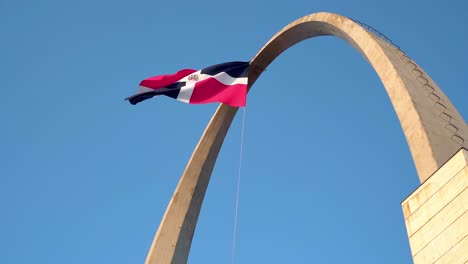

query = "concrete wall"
[402,148,468,263]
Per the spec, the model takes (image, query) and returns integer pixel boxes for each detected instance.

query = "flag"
[126,61,249,107]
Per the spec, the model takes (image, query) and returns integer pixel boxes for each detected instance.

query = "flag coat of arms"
[127,61,249,107]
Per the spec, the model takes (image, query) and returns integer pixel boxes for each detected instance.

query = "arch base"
[402,148,468,263]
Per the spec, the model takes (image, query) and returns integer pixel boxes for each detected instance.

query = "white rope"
[231,107,246,264]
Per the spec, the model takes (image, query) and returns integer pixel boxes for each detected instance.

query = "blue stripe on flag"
[201,61,249,78]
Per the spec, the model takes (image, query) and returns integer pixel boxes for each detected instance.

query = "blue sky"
[1,0,467,263]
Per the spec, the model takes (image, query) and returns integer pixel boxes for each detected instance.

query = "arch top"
[246,11,468,182]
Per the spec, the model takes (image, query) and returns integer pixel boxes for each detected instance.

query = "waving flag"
[126,61,249,107]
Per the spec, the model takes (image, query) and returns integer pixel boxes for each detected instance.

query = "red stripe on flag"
[189,77,247,107]
[139,69,196,90]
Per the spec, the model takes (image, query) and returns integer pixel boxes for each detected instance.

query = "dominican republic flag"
[126,61,249,107]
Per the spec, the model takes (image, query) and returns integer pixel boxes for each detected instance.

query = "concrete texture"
[402,148,468,263]
[145,12,468,263]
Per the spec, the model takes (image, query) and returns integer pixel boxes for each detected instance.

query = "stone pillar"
[402,148,468,263]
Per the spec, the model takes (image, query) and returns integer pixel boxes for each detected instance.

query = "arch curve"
[248,12,467,182]
[145,12,468,264]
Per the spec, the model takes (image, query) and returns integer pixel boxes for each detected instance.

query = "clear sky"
[1,0,467,263]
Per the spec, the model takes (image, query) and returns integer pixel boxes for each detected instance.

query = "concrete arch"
[145,12,468,264]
